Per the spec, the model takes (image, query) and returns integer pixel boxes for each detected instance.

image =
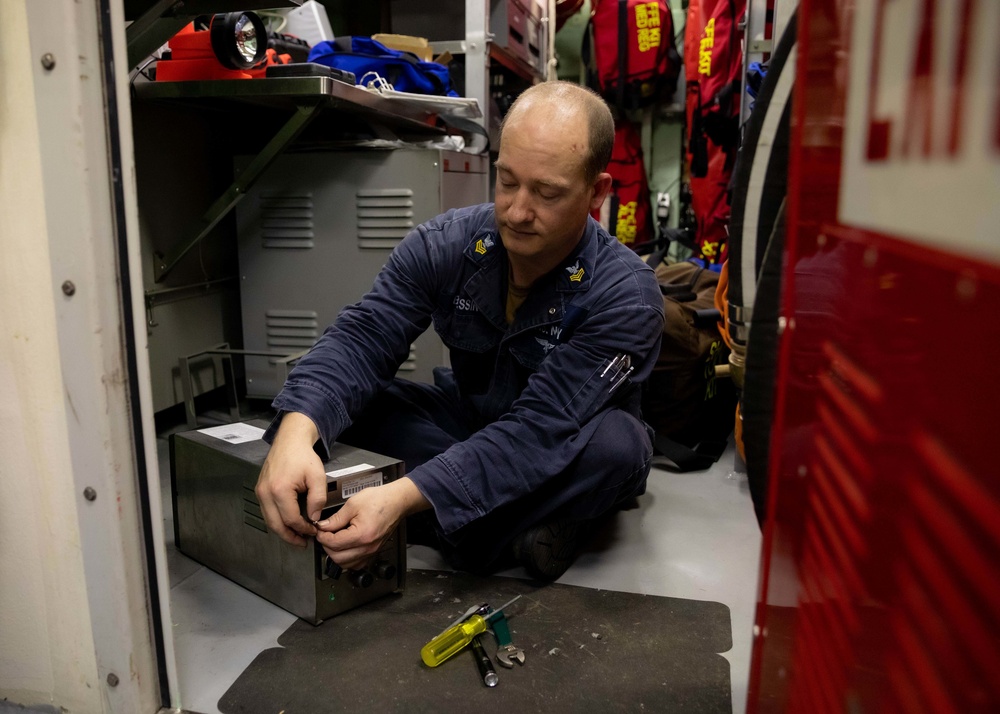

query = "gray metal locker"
[235,148,489,399]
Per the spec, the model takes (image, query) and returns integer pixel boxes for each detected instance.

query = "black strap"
[580,17,592,70]
[634,227,695,263]
[657,265,703,300]
[616,0,628,109]
[608,190,621,238]
[653,432,728,472]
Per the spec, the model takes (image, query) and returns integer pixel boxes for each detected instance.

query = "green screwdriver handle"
[421,614,488,667]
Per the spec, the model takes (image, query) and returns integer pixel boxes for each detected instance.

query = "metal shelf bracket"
[153,101,321,282]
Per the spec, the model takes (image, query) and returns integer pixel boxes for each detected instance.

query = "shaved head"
[499,82,615,183]
[493,81,616,287]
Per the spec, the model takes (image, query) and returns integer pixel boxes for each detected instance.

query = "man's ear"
[590,172,613,213]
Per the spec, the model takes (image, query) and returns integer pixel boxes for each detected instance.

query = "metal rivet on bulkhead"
[62,281,76,296]
[107,673,119,687]
[83,487,97,501]
[41,53,55,70]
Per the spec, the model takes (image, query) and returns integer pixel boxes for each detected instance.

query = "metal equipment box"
[170,420,406,625]
[490,0,547,74]
[235,148,489,398]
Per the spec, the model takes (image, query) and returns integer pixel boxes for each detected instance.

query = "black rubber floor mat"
[218,569,734,713]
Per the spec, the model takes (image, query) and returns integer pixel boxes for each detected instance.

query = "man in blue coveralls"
[255,81,664,581]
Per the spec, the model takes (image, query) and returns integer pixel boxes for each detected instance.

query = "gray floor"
[159,435,762,714]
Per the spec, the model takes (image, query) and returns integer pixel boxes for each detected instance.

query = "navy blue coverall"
[264,203,664,569]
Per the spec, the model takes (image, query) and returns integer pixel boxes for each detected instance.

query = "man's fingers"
[305,475,329,523]
[319,542,374,572]
[316,501,354,533]
[271,484,316,538]
[254,413,326,544]
[258,496,309,546]
[315,524,375,555]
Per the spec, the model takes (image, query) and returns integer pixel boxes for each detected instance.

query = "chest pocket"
[433,299,500,353]
[508,325,560,372]
[508,303,589,371]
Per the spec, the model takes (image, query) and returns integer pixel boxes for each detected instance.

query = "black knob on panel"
[375,561,397,581]
[349,569,374,589]
[323,556,343,580]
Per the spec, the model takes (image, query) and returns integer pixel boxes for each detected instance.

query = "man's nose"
[506,188,534,224]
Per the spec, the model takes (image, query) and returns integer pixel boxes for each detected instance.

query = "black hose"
[727,10,798,343]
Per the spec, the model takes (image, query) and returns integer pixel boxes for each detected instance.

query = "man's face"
[494,107,608,274]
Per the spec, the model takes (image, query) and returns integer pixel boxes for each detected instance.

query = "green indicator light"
[329,594,336,601]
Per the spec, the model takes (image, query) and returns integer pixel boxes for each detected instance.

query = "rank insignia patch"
[474,236,495,255]
[566,261,585,282]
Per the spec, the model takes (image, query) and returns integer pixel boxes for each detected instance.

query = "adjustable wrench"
[490,611,526,667]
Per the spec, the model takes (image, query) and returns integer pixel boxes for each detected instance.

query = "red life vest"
[588,0,682,110]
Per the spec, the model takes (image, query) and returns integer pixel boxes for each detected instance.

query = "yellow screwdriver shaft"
[421,614,488,667]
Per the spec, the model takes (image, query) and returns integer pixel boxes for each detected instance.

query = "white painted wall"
[0,3,104,709]
[0,0,165,711]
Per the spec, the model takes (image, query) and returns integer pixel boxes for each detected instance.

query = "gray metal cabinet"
[235,148,489,398]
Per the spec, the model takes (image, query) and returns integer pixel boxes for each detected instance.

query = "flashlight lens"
[233,15,258,63]
[210,11,267,69]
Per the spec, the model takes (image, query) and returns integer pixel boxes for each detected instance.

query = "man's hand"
[316,477,430,571]
[255,412,326,547]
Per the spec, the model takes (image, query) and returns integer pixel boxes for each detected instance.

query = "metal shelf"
[133,76,482,282]
[134,75,476,129]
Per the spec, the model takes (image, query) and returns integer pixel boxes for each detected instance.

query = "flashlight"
[210,12,267,70]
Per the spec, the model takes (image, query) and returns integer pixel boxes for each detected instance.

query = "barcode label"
[341,472,383,498]
[198,422,265,444]
[325,463,374,479]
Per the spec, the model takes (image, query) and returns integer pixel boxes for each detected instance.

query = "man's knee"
[580,409,653,475]
[566,409,653,520]
[339,379,467,472]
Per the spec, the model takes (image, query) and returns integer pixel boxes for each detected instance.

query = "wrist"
[393,476,431,517]
[274,412,320,448]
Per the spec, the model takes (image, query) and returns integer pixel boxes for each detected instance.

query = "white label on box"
[198,422,266,444]
[325,463,375,480]
[340,470,383,499]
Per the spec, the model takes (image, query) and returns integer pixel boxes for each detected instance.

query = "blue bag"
[308,37,458,97]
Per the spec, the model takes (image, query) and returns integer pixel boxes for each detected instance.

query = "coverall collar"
[461,215,602,335]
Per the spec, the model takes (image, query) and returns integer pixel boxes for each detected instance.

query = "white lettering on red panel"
[839,0,1000,263]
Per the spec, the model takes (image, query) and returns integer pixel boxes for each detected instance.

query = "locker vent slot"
[265,309,318,348]
[357,189,414,249]
[790,340,879,713]
[261,195,315,249]
[885,432,1000,711]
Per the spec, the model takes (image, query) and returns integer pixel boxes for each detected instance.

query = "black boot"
[510,518,585,581]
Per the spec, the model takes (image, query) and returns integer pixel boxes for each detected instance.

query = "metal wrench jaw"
[496,645,526,668]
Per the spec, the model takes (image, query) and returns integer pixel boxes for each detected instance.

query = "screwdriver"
[421,595,521,667]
